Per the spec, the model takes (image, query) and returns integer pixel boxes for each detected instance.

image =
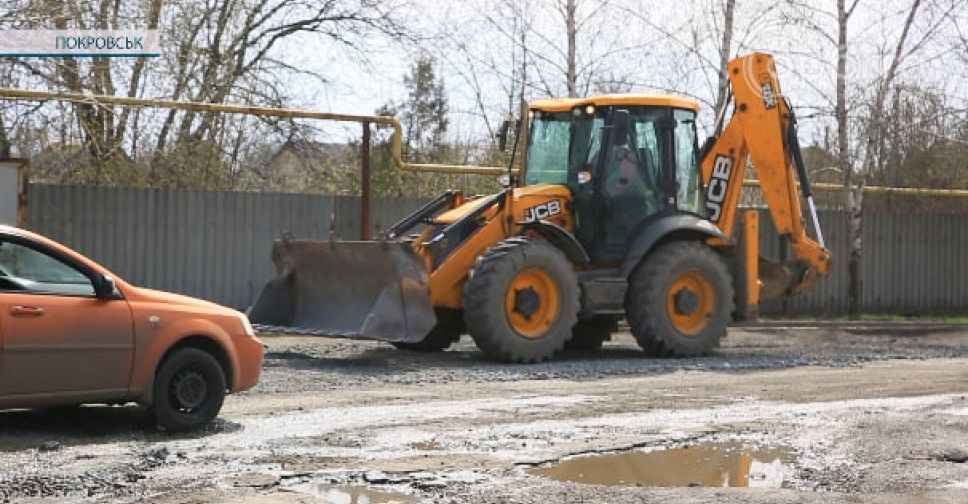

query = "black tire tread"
[464,238,579,363]
[151,347,226,432]
[626,241,734,357]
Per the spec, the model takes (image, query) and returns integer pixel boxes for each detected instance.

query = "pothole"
[529,441,796,488]
[291,483,415,503]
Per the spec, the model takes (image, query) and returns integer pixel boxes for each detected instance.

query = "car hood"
[124,285,239,315]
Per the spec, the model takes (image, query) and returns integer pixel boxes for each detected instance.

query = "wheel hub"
[505,267,561,339]
[666,269,716,336]
[513,286,541,318]
[673,288,700,315]
[171,370,207,410]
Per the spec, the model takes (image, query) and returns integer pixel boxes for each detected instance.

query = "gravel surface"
[0,323,966,504]
[257,324,968,391]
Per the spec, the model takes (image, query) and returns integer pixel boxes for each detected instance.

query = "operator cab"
[525,94,703,262]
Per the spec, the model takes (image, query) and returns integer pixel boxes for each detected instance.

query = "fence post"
[361,122,371,240]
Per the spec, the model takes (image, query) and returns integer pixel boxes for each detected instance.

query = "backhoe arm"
[701,52,831,297]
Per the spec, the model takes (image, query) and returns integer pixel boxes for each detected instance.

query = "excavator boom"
[701,52,832,300]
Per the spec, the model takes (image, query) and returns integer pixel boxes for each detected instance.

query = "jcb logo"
[522,200,562,223]
[705,155,732,222]
[762,82,777,109]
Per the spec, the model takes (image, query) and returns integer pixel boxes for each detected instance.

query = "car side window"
[0,240,96,297]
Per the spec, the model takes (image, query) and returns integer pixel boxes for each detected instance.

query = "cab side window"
[0,240,95,297]
[674,109,703,214]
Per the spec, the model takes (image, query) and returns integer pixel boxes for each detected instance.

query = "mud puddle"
[291,483,415,503]
[529,441,796,488]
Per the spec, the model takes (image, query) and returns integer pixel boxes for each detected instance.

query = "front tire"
[151,347,226,432]
[626,241,733,357]
[464,238,579,363]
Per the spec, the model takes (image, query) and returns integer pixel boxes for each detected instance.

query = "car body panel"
[0,292,135,397]
[0,225,263,410]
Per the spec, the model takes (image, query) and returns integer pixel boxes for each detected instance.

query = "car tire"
[151,347,226,432]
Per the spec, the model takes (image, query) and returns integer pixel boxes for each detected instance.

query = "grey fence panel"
[28,185,336,309]
[329,196,429,239]
[758,209,968,316]
[24,184,968,315]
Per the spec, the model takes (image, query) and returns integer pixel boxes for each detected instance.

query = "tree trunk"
[843,0,922,316]
[565,0,578,97]
[837,0,863,316]
[713,0,736,136]
[0,113,10,158]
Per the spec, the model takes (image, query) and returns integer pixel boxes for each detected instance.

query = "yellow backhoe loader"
[249,52,831,362]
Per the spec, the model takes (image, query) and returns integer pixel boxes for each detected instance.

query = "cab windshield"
[525,110,601,186]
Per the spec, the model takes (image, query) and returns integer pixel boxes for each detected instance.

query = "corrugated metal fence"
[25,184,968,316]
[27,185,425,309]
[759,210,968,316]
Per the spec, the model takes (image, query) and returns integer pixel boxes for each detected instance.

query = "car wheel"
[151,347,226,432]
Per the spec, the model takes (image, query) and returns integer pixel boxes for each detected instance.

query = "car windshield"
[525,110,601,186]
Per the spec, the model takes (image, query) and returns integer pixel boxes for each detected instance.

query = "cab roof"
[530,93,700,113]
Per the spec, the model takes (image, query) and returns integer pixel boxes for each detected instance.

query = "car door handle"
[10,305,45,317]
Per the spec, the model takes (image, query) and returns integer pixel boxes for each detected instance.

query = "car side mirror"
[95,275,118,299]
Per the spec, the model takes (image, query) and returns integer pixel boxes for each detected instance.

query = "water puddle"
[293,483,415,504]
[529,441,796,488]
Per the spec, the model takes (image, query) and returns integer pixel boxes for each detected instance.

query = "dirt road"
[1,324,967,503]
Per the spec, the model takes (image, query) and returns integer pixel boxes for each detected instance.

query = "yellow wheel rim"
[505,267,560,338]
[667,269,715,335]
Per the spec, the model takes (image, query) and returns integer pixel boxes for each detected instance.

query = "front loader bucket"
[248,239,436,343]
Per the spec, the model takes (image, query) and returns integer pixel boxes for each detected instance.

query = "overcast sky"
[265,0,965,148]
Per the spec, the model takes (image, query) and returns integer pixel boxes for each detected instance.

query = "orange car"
[0,225,263,431]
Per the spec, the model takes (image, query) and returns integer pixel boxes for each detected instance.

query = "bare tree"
[841,0,942,315]
[1,0,409,188]
[712,0,736,136]
[562,0,578,97]
[836,0,859,313]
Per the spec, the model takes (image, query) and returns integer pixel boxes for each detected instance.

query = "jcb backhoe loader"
[249,52,831,363]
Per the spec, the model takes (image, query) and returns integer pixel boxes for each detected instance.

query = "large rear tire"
[625,241,733,357]
[464,238,579,363]
[392,309,463,352]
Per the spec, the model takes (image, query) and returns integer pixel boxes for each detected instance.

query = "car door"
[0,236,134,399]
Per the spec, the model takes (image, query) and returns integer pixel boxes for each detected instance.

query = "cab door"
[0,237,134,398]
[592,107,669,261]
